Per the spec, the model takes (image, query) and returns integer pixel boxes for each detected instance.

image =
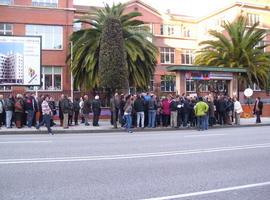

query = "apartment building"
[0,0,269,100]
[0,52,24,84]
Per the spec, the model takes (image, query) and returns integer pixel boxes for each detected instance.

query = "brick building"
[0,0,270,109]
[0,0,74,98]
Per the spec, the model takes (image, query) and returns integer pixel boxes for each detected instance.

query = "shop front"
[167,65,247,97]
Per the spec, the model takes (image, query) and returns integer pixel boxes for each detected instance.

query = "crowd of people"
[110,93,264,132]
[0,92,264,134]
[0,93,101,134]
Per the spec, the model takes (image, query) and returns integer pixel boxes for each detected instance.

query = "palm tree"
[195,16,270,89]
[69,3,158,90]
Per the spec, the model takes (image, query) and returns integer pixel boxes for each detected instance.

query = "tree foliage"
[69,3,158,90]
[195,16,270,89]
[99,17,128,92]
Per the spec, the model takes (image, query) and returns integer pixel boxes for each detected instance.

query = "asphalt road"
[0,127,270,200]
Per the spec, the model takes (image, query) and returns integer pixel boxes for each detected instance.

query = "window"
[160,47,175,64]
[200,82,209,92]
[73,20,82,31]
[182,26,190,38]
[160,24,181,36]
[0,0,12,5]
[181,49,194,65]
[161,24,174,36]
[26,25,63,50]
[255,41,266,52]
[28,66,62,91]
[247,13,260,26]
[0,86,11,91]
[161,75,175,92]
[32,0,58,8]
[0,24,13,35]
[149,77,154,92]
[250,83,261,91]
[186,80,196,92]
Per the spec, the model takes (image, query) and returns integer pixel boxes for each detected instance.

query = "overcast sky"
[73,0,235,17]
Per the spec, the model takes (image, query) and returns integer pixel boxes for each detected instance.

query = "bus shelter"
[167,65,247,97]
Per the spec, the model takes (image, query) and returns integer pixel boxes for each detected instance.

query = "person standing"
[170,96,178,128]
[79,97,85,124]
[161,96,170,127]
[207,96,215,127]
[119,94,126,127]
[147,94,157,128]
[134,94,145,129]
[24,93,36,128]
[110,93,120,128]
[124,95,133,133]
[194,97,209,131]
[92,95,101,126]
[59,95,70,129]
[48,97,56,126]
[0,95,4,128]
[68,97,74,126]
[14,94,25,128]
[82,95,92,126]
[5,95,14,128]
[73,97,80,125]
[253,97,263,123]
[36,96,53,135]
[233,97,243,125]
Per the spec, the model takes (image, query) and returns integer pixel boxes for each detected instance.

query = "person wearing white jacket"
[233,97,243,125]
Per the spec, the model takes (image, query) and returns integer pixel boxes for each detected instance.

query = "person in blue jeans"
[147,94,157,128]
[194,97,209,131]
[25,93,37,128]
[123,95,133,133]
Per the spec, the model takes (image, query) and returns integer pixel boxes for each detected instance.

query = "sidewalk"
[0,117,270,135]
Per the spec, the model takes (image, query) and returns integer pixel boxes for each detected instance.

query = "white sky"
[73,0,235,17]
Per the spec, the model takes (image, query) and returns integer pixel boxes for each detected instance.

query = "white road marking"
[0,143,270,165]
[184,134,225,138]
[0,141,52,144]
[140,181,270,200]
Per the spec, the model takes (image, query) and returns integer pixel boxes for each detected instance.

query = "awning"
[167,65,247,73]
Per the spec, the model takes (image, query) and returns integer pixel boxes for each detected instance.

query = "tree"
[69,3,158,91]
[99,17,128,93]
[195,16,270,89]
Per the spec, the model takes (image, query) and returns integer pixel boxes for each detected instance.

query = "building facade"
[0,0,270,102]
[0,0,74,97]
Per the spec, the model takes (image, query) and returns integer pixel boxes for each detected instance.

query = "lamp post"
[70,41,74,101]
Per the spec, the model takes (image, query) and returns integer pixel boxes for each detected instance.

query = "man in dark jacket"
[73,97,80,125]
[92,95,101,126]
[82,95,92,126]
[59,94,70,129]
[134,94,145,128]
[217,96,226,125]
[254,97,263,123]
[170,95,179,128]
[110,93,120,128]
[24,93,37,128]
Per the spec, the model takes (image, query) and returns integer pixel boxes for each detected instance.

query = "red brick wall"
[0,1,74,95]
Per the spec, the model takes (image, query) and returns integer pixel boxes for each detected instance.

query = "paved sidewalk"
[0,117,269,135]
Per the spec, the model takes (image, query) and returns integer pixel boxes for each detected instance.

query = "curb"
[1,123,270,135]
